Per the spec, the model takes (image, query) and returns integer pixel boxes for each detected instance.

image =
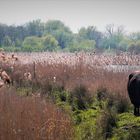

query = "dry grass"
[8,52,140,66]
[0,87,73,140]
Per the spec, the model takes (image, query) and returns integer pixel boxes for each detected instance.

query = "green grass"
[111,113,140,140]
[74,109,99,140]
[49,87,140,140]
[16,87,32,96]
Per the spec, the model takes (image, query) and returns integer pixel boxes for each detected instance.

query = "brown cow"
[0,79,4,88]
[11,54,18,61]
[24,72,32,81]
[0,69,11,85]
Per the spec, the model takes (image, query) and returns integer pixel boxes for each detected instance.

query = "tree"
[26,19,44,37]
[15,38,22,47]
[42,35,59,51]
[78,26,103,48]
[3,36,12,46]
[22,36,43,52]
[129,32,140,41]
[44,20,73,49]
[68,39,96,52]
[118,38,130,51]
[103,24,126,50]
[128,40,140,54]
[105,24,115,37]
[44,20,71,34]
[0,24,7,46]
[16,26,28,41]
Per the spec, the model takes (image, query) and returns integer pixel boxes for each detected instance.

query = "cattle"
[127,71,140,116]
[11,54,18,61]
[24,72,32,81]
[0,69,11,85]
[0,78,4,88]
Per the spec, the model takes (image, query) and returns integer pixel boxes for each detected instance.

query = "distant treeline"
[0,19,140,53]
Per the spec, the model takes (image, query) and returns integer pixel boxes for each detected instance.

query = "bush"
[96,110,117,139]
[74,109,99,140]
[69,85,93,111]
[112,113,140,140]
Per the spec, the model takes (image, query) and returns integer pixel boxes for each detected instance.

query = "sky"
[0,0,140,33]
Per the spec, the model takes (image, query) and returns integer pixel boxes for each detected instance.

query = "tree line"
[0,19,140,53]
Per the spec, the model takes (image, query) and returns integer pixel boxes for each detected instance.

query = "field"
[1,52,140,140]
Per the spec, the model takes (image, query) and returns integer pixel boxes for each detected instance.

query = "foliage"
[74,109,98,140]
[78,26,103,48]
[1,20,140,53]
[26,19,44,37]
[2,35,12,46]
[128,40,140,54]
[111,113,140,140]
[69,85,93,111]
[68,39,96,52]
[42,35,59,51]
[44,20,73,49]
[22,36,43,52]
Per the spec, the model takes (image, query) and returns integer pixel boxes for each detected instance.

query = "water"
[103,65,140,72]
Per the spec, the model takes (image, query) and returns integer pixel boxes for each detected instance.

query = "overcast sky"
[0,0,140,33]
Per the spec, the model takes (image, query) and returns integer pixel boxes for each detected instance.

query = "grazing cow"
[0,69,11,85]
[127,71,140,116]
[11,54,18,61]
[24,72,32,81]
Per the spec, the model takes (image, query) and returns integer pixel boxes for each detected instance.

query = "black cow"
[127,71,140,116]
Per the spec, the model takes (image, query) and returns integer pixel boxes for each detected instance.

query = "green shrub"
[74,109,99,140]
[96,110,117,139]
[69,85,93,111]
[111,113,140,140]
[96,87,108,101]
[16,87,32,96]
[53,90,69,103]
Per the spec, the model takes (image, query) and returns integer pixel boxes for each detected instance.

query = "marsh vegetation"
[0,52,140,140]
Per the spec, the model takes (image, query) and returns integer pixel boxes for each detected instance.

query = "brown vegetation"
[0,87,73,140]
[0,52,131,98]
[10,52,140,66]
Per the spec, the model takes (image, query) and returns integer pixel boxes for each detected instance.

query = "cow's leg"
[138,106,140,116]
[134,106,140,116]
[134,106,137,116]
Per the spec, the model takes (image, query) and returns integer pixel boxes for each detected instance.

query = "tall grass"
[0,87,73,140]
[7,60,129,97]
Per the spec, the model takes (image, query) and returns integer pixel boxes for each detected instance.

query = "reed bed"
[8,52,140,66]
[0,87,73,140]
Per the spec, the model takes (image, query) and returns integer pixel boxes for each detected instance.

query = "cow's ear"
[129,73,134,80]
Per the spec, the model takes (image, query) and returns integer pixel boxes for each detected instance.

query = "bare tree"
[105,24,125,37]
[105,24,115,37]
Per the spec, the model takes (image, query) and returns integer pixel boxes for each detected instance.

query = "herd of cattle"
[0,49,32,88]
